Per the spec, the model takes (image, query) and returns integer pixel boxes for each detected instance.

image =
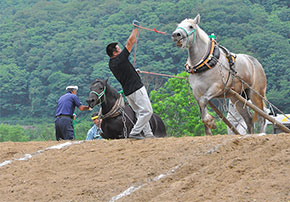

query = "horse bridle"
[90,86,106,105]
[176,26,196,46]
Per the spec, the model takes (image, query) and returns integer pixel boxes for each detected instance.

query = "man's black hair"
[106,42,118,57]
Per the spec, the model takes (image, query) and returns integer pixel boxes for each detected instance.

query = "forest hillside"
[0,0,289,121]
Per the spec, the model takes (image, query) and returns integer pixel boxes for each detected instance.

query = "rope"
[138,70,187,80]
[132,23,169,67]
[72,112,91,138]
[133,24,169,35]
[73,112,90,126]
[118,90,127,103]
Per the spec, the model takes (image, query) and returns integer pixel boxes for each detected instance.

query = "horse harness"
[99,94,125,119]
[99,94,135,138]
[185,38,236,75]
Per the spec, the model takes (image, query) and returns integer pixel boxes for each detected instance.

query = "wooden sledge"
[227,89,290,133]
[208,90,290,135]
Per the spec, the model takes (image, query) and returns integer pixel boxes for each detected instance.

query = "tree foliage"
[0,124,29,142]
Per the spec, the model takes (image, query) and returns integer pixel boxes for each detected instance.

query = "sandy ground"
[0,133,289,202]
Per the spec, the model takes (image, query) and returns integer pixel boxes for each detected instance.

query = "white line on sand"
[109,165,180,202]
[0,141,83,168]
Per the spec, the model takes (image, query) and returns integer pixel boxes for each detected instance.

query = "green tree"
[24,124,55,141]
[0,64,30,117]
[0,124,29,142]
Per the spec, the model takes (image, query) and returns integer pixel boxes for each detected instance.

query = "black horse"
[86,78,167,139]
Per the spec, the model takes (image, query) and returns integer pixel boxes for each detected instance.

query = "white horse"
[172,14,267,135]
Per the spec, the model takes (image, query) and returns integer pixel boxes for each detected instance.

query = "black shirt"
[109,47,143,96]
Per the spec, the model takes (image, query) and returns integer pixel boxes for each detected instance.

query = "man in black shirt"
[106,21,154,140]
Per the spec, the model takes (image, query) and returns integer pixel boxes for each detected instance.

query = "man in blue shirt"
[86,113,103,140]
[55,86,91,141]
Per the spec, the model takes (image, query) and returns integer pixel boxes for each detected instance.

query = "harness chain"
[216,62,240,128]
[120,104,138,138]
[120,108,128,138]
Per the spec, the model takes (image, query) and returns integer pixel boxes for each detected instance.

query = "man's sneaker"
[145,134,155,138]
[129,133,144,140]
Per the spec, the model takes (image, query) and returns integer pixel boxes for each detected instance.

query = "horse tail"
[252,104,261,123]
[247,55,267,123]
[252,95,266,123]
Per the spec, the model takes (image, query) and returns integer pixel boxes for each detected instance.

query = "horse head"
[86,78,108,108]
[172,14,201,48]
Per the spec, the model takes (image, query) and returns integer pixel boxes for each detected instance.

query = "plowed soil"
[0,134,289,202]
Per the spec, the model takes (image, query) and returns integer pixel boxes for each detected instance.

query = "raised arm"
[125,20,140,53]
[125,28,138,53]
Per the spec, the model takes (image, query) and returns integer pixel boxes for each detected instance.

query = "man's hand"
[136,68,141,73]
[132,20,140,27]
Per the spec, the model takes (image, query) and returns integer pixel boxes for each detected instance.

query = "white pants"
[126,86,153,136]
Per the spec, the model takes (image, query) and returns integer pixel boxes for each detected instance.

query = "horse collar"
[185,38,220,74]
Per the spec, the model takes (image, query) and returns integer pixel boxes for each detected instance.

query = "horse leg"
[230,98,254,134]
[204,124,212,136]
[198,97,216,135]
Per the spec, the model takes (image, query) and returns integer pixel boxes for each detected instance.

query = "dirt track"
[0,134,289,202]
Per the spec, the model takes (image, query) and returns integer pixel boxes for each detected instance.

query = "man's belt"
[56,114,73,119]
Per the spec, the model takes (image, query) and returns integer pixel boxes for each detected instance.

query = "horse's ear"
[193,14,200,25]
[105,77,109,85]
